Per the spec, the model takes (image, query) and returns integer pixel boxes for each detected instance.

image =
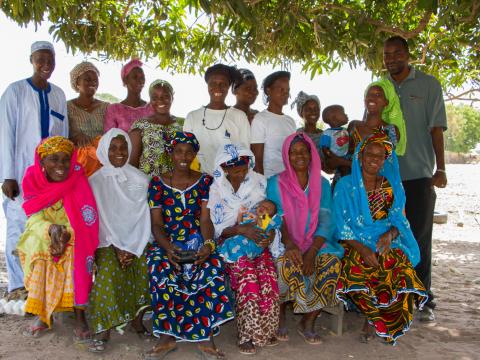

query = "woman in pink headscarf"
[266,133,344,345]
[104,59,154,132]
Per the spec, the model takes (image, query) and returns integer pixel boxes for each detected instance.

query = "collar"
[27,78,51,93]
[387,66,416,86]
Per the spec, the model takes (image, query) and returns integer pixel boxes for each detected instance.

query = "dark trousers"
[402,178,436,308]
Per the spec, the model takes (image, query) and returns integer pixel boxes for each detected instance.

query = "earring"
[41,167,45,173]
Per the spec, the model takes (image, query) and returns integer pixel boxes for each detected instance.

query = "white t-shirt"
[184,106,250,175]
[250,110,296,178]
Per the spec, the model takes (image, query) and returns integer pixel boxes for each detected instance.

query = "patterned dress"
[131,117,183,177]
[147,174,234,341]
[336,178,427,344]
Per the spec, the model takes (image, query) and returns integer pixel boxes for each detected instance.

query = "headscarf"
[89,129,151,257]
[31,41,55,55]
[165,131,200,154]
[209,144,267,239]
[70,61,100,91]
[121,58,143,80]
[22,138,99,306]
[359,132,393,159]
[291,91,320,117]
[204,64,241,85]
[149,79,174,97]
[278,133,321,253]
[37,136,74,159]
[231,68,256,92]
[366,78,406,155]
[333,133,420,266]
[220,155,250,168]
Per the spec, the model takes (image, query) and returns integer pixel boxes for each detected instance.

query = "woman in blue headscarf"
[333,133,427,345]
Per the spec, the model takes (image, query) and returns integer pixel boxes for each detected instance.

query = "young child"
[219,199,281,263]
[320,105,350,176]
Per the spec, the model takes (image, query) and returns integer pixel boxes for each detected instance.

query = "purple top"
[104,102,154,132]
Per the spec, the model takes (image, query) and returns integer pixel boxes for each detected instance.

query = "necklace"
[202,106,228,130]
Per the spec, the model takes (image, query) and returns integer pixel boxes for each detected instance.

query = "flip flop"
[88,339,107,353]
[238,341,257,356]
[22,324,50,338]
[264,338,279,347]
[144,343,177,360]
[276,327,289,342]
[296,327,322,345]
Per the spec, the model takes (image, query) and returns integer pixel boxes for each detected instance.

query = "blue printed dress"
[147,174,234,341]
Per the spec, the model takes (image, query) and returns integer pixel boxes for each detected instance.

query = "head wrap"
[220,155,250,169]
[70,61,100,91]
[22,141,98,309]
[359,132,393,159]
[90,128,151,257]
[37,136,74,159]
[366,78,406,155]
[332,134,420,266]
[31,41,55,55]
[278,132,321,253]
[148,79,174,98]
[291,91,320,117]
[165,131,200,154]
[231,68,256,92]
[204,64,241,85]
[121,59,143,80]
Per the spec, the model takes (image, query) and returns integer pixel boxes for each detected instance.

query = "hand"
[376,232,392,256]
[257,229,274,248]
[49,224,70,257]
[357,243,379,269]
[302,248,317,276]
[194,245,211,265]
[324,149,343,169]
[2,179,19,200]
[165,244,181,269]
[285,243,303,268]
[432,170,447,188]
[114,247,135,269]
[237,223,263,243]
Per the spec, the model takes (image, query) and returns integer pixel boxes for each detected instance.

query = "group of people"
[0,34,447,358]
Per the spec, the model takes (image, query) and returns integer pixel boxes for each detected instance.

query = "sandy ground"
[0,164,479,360]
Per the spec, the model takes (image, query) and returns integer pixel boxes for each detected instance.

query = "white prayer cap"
[30,41,55,55]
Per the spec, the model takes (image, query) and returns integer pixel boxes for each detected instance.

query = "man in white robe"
[0,41,68,297]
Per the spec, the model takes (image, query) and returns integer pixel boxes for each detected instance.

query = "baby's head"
[322,105,348,128]
[256,199,277,218]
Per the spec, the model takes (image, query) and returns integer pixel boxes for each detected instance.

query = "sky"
[0,12,376,124]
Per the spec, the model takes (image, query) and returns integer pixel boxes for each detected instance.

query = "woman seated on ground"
[334,133,427,344]
[144,132,234,360]
[325,78,406,175]
[67,61,108,176]
[208,144,280,355]
[18,136,98,341]
[87,129,151,352]
[129,79,183,177]
[266,133,344,344]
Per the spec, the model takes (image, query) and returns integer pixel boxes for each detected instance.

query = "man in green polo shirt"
[383,36,447,322]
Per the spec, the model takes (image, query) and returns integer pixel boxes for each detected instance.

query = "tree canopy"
[1,0,479,97]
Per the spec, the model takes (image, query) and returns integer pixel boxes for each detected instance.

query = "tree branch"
[445,88,480,102]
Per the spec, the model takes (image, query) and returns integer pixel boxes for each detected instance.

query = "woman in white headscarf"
[87,128,151,352]
[208,144,280,355]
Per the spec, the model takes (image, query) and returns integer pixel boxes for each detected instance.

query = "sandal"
[238,341,256,355]
[22,324,50,338]
[197,344,226,360]
[264,337,279,347]
[276,327,289,342]
[296,327,322,345]
[73,327,91,344]
[88,339,107,353]
[144,343,177,360]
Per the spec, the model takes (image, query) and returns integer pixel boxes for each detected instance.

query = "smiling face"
[289,140,311,172]
[365,86,389,115]
[150,85,173,115]
[361,142,386,176]
[383,40,409,77]
[31,50,55,81]
[266,77,290,106]
[207,73,230,104]
[171,143,196,171]
[108,136,129,168]
[301,100,320,127]
[234,79,259,106]
[123,67,145,95]
[41,152,71,182]
[76,70,99,97]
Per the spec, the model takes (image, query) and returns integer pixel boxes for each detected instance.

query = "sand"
[0,164,479,360]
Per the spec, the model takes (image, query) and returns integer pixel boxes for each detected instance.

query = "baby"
[219,199,281,263]
[320,105,350,176]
